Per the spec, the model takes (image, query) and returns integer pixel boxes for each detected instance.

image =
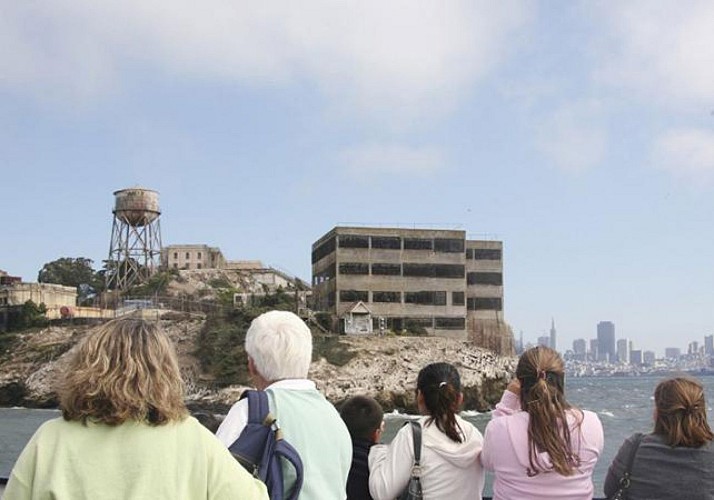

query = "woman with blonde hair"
[480,346,603,500]
[4,317,268,500]
[604,377,714,499]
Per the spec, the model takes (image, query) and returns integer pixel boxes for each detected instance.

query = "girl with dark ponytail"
[480,346,604,500]
[368,362,484,500]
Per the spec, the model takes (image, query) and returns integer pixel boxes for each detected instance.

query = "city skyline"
[3,2,714,356]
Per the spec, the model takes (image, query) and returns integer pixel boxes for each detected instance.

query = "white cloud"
[652,128,714,179]
[535,100,607,172]
[0,1,532,121]
[340,143,444,177]
[591,1,714,105]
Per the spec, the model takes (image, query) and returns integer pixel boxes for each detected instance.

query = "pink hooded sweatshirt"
[480,391,603,500]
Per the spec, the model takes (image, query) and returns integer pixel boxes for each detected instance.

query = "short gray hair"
[245,310,313,382]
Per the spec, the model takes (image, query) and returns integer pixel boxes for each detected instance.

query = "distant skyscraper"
[573,338,587,355]
[705,335,714,356]
[597,321,616,362]
[665,347,681,359]
[589,339,599,362]
[616,338,629,364]
[688,341,700,356]
[550,318,557,352]
[643,351,656,365]
[537,335,551,348]
[630,349,642,365]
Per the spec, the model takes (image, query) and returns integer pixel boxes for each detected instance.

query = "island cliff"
[0,319,516,414]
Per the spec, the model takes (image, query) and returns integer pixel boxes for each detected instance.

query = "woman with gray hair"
[604,377,714,500]
[216,310,352,500]
[4,318,268,500]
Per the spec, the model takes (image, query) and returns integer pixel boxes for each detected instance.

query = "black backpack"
[228,390,304,500]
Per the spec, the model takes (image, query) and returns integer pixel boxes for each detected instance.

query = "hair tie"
[537,370,547,380]
[439,381,447,388]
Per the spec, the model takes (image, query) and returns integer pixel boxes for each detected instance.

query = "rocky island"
[0,319,516,415]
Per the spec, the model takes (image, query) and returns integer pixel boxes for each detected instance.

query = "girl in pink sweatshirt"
[480,346,603,500]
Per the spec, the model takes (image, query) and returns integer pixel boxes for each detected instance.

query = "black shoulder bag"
[398,421,424,500]
[609,433,644,500]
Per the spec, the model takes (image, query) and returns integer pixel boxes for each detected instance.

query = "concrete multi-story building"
[597,321,616,362]
[549,318,557,352]
[161,244,225,270]
[643,350,656,365]
[310,226,512,353]
[537,335,551,348]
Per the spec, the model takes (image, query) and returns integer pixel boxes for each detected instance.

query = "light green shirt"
[4,416,268,500]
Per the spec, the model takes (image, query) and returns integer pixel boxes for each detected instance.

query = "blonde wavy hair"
[59,318,188,425]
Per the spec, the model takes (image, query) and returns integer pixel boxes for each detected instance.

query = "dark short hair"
[340,396,383,441]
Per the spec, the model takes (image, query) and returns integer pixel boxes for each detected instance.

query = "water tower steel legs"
[106,216,162,292]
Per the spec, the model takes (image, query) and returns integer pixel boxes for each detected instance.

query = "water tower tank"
[113,188,160,227]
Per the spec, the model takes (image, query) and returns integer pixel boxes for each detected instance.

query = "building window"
[197,252,202,259]
[372,291,401,303]
[312,236,336,264]
[467,297,503,311]
[173,252,178,259]
[173,263,178,269]
[467,272,503,286]
[339,290,369,302]
[405,291,447,305]
[404,238,433,250]
[313,263,336,285]
[371,263,401,275]
[185,252,190,259]
[197,263,202,269]
[435,317,466,329]
[371,236,401,249]
[434,264,465,278]
[338,235,369,248]
[403,263,435,277]
[339,262,369,275]
[452,292,465,306]
[470,248,502,260]
[434,238,464,253]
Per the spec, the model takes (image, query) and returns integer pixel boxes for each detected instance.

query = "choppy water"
[3,376,714,497]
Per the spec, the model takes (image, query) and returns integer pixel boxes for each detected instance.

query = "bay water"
[2,375,713,497]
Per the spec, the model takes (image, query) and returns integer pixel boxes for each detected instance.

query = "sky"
[2,1,714,356]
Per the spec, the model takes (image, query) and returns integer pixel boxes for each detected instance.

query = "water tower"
[106,187,162,292]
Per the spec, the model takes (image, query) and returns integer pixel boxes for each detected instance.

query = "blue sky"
[2,1,714,356]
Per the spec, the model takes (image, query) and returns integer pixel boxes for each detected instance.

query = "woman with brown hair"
[4,318,268,500]
[368,362,484,499]
[604,377,714,499]
[480,346,603,500]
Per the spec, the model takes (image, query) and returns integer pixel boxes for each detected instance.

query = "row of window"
[339,262,467,278]
[337,290,500,310]
[312,235,502,263]
[372,316,466,331]
[337,263,502,284]
[172,251,203,260]
[172,263,203,269]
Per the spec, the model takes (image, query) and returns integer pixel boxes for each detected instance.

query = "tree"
[37,257,102,303]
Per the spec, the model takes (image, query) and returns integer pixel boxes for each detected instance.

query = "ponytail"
[417,363,463,443]
[517,347,581,476]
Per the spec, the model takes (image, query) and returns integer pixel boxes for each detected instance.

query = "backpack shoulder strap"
[241,390,270,425]
[274,439,304,500]
[410,421,422,464]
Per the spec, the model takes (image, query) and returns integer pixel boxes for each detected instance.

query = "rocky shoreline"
[0,321,516,414]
